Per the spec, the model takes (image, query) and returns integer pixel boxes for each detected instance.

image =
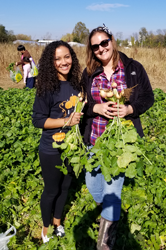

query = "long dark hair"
[86,26,119,76]
[36,41,82,96]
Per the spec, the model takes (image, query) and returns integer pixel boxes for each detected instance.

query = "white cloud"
[86,3,129,11]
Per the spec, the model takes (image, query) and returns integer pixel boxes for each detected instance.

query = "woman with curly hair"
[32,41,83,243]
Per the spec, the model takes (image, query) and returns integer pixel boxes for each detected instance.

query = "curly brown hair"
[36,41,82,95]
[86,27,119,76]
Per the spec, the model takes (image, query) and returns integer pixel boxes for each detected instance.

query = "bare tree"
[163,29,166,35]
[156,29,163,35]
[42,32,52,40]
[115,32,123,41]
[132,32,138,41]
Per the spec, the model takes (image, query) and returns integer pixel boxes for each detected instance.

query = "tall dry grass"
[0,43,44,77]
[120,47,166,91]
[0,43,166,91]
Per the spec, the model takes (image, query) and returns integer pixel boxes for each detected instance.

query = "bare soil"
[0,76,25,90]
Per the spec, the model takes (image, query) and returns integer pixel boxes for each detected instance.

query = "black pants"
[39,151,73,227]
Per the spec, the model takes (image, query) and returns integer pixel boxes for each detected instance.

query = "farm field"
[0,87,166,250]
[0,44,166,249]
[0,44,166,92]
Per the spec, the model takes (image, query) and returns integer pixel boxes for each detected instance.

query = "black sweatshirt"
[81,51,154,145]
[32,81,79,154]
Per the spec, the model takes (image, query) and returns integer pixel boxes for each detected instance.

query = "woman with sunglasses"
[81,24,154,250]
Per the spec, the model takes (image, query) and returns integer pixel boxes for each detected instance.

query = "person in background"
[22,57,35,89]
[15,45,31,67]
[81,24,154,250]
[32,41,83,244]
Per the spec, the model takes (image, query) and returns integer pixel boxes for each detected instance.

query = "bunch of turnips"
[52,91,88,177]
[99,81,137,103]
[84,83,152,182]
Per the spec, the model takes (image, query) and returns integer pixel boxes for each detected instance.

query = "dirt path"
[0,76,25,90]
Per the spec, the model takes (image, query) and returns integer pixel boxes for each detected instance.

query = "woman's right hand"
[93,101,115,119]
[65,112,83,126]
[15,62,18,66]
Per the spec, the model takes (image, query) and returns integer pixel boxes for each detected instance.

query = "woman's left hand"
[65,112,83,126]
[108,104,133,118]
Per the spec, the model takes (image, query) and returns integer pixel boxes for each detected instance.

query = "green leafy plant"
[85,117,152,182]
[0,87,166,249]
[82,83,151,182]
[52,92,88,177]
[6,62,22,82]
[6,62,15,73]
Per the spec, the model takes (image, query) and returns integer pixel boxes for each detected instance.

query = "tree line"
[61,24,166,48]
[0,24,32,43]
[1,22,166,48]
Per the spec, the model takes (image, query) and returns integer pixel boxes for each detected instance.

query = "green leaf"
[87,227,96,239]
[6,131,13,137]
[125,163,137,178]
[107,140,116,150]
[110,166,120,177]
[69,143,77,150]
[115,140,124,148]
[38,245,47,250]
[80,155,88,165]
[103,154,111,167]
[52,142,60,148]
[85,162,94,172]
[47,225,54,237]
[60,143,68,149]
[123,145,140,153]
[110,156,118,168]
[136,160,144,177]
[117,152,137,168]
[91,147,100,154]
[131,223,141,233]
[96,150,105,156]
[100,163,112,182]
[70,156,80,163]
[123,129,138,143]
[55,165,68,175]
[73,164,82,178]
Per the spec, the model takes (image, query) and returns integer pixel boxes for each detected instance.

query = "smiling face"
[91,32,113,66]
[54,46,72,81]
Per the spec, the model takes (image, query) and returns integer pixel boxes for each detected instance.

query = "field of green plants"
[0,87,166,250]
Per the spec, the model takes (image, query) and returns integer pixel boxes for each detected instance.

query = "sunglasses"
[91,39,111,52]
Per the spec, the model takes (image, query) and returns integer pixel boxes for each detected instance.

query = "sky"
[1,0,166,40]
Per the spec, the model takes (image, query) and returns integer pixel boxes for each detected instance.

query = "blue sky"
[1,0,166,40]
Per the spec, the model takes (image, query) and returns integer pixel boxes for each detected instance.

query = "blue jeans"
[26,77,35,89]
[85,146,125,221]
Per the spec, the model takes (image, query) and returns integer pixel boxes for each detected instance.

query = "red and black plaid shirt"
[90,60,127,145]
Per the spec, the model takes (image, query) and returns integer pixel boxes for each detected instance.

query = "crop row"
[0,88,166,249]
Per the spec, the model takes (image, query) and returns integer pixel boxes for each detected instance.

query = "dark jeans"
[26,77,35,89]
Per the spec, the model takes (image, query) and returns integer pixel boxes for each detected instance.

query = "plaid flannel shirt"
[90,60,127,145]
